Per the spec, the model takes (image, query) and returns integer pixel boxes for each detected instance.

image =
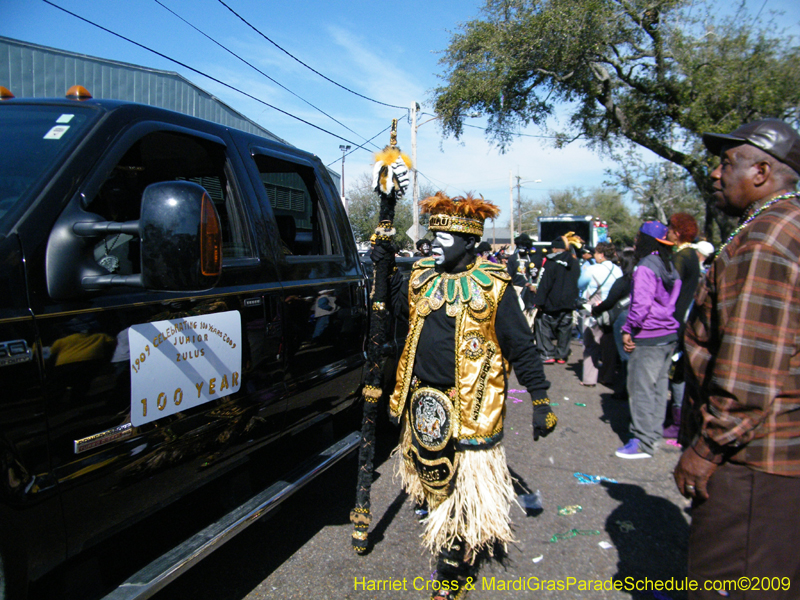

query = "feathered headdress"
[421,191,501,237]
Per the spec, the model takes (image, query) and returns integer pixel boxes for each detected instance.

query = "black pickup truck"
[0,91,384,599]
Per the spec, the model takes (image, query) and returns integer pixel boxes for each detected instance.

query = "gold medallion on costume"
[410,387,453,451]
[406,387,458,503]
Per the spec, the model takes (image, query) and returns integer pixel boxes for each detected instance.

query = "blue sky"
[2,0,799,227]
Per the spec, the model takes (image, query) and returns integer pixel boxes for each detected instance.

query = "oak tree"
[432,0,800,236]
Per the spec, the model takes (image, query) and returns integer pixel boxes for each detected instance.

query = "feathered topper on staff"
[372,146,412,198]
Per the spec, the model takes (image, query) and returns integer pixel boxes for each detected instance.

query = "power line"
[462,122,567,139]
[42,0,367,149]
[153,0,380,150]
[326,119,403,167]
[453,176,516,186]
[216,0,408,112]
[416,169,467,197]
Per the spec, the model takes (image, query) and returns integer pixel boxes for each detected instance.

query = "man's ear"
[752,160,772,187]
[464,235,478,252]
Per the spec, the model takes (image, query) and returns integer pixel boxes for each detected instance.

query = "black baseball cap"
[514,233,533,246]
[702,119,800,175]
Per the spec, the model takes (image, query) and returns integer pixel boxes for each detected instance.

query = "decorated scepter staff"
[350,120,411,554]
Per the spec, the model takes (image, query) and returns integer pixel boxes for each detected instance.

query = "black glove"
[532,399,557,441]
[370,240,399,263]
[370,244,390,263]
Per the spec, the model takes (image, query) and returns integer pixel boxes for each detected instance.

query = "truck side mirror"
[46,181,222,299]
[139,181,222,291]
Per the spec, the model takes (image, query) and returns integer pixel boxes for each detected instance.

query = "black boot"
[431,540,474,600]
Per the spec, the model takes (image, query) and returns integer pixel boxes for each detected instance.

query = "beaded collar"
[410,258,507,318]
[716,192,799,258]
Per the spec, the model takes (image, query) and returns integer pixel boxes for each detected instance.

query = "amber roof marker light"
[0,86,15,99]
[65,85,92,100]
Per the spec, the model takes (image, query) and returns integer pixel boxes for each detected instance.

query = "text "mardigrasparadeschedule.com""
[353,575,791,594]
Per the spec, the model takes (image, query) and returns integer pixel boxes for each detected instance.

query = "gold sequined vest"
[389,258,511,448]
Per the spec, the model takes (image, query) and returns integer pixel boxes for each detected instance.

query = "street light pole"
[339,144,350,214]
[411,102,419,243]
[515,176,542,235]
[519,208,543,237]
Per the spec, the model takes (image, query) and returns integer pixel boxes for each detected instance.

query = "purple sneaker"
[662,424,680,439]
[615,438,652,459]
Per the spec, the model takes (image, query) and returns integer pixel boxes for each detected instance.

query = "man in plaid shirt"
[675,119,800,598]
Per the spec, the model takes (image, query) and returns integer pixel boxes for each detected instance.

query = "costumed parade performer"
[386,192,557,600]
[506,233,539,329]
[415,238,433,257]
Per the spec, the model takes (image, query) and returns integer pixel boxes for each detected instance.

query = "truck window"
[251,154,338,257]
[0,105,94,230]
[84,130,253,275]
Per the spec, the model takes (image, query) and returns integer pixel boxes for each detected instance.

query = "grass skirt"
[393,419,516,558]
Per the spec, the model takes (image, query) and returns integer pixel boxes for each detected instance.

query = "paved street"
[154,341,691,600]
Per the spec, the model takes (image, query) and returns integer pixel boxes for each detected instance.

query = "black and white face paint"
[431,232,451,265]
[432,232,468,272]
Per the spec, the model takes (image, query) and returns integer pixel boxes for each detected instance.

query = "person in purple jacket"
[616,221,681,459]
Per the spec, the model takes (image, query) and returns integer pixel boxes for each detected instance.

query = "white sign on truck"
[128,311,242,426]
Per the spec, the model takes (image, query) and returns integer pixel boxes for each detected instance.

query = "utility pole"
[339,144,350,214]
[411,102,420,243]
[409,105,478,244]
[516,174,522,236]
[509,170,514,249]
